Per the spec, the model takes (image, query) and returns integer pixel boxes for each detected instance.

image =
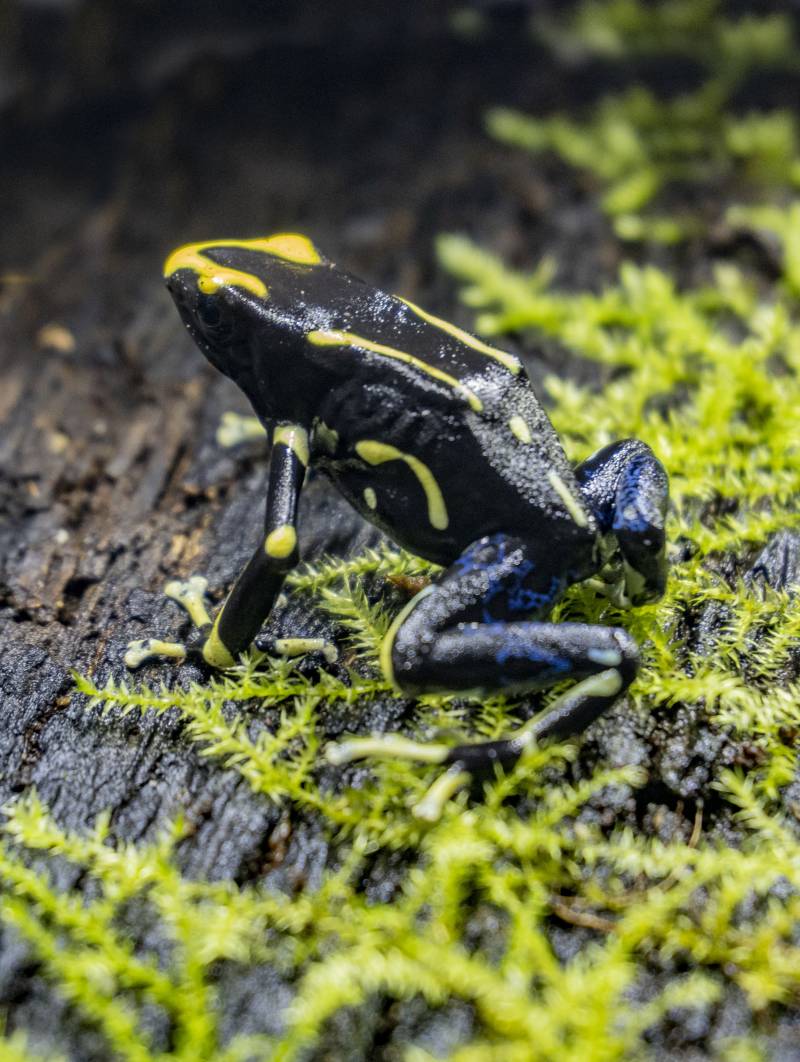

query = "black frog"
[126,234,668,813]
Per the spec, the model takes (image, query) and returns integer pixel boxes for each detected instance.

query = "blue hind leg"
[326,533,639,812]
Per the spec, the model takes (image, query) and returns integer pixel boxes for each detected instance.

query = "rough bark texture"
[0,5,592,1050]
[1,1,602,845]
[2,3,797,1058]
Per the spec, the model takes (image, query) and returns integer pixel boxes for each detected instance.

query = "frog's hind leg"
[326,532,638,816]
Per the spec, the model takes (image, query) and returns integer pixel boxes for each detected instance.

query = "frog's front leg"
[327,533,639,817]
[126,423,310,670]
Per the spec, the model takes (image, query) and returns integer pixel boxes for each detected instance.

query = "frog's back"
[166,237,596,567]
[250,258,527,419]
[268,268,597,566]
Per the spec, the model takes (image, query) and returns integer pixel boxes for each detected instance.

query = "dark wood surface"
[1,5,599,1051]
[4,3,791,1055]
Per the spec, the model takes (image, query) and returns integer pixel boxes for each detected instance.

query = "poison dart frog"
[126,233,668,815]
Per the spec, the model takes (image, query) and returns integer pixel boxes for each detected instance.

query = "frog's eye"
[197,297,221,327]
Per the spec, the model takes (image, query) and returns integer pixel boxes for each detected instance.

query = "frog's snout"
[164,268,193,304]
[164,269,206,329]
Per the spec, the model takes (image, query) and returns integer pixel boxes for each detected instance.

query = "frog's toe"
[164,575,213,628]
[216,411,266,448]
[124,638,187,669]
[258,635,338,664]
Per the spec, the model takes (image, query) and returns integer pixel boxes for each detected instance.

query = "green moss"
[727,201,800,299]
[5,240,800,1056]
[490,0,800,240]
[5,5,800,1058]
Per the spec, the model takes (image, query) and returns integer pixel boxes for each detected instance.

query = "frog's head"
[163,233,325,379]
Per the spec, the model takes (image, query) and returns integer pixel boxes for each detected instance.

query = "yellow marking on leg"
[509,414,532,443]
[265,525,297,558]
[202,614,236,669]
[379,585,435,688]
[164,233,322,298]
[587,647,623,667]
[413,765,472,822]
[307,329,483,412]
[124,639,187,669]
[164,576,212,628]
[547,469,589,528]
[273,637,338,663]
[518,668,623,740]
[398,296,521,374]
[325,733,451,767]
[363,487,377,510]
[313,419,339,454]
[356,441,449,531]
[273,423,309,466]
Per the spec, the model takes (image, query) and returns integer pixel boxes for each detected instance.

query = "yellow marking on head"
[509,415,532,443]
[259,233,322,264]
[547,469,589,528]
[164,233,322,298]
[356,441,449,530]
[398,297,521,374]
[202,616,236,669]
[363,486,377,510]
[164,243,268,298]
[273,423,309,466]
[307,329,483,412]
[265,525,297,558]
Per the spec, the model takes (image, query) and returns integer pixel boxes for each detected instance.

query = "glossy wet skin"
[165,238,604,572]
[129,233,669,805]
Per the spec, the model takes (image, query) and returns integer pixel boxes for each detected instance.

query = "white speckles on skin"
[547,469,589,528]
[622,504,639,523]
[509,415,532,443]
[363,486,377,510]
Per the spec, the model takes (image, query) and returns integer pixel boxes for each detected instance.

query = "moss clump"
[489,0,800,240]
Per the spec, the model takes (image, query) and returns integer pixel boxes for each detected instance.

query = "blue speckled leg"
[386,533,638,740]
[575,439,669,604]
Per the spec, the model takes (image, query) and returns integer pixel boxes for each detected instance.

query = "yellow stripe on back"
[307,329,483,412]
[398,297,521,374]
